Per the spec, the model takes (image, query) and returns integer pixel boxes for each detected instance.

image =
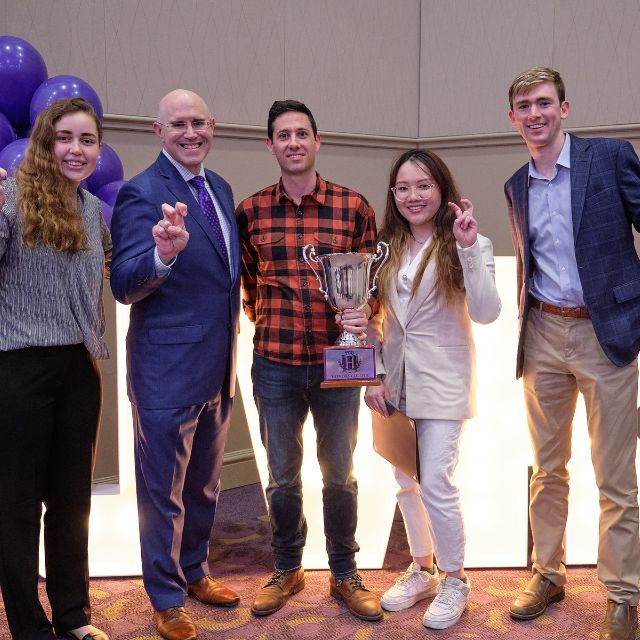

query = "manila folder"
[370,406,419,482]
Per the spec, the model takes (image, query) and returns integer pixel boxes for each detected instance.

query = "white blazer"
[370,235,501,420]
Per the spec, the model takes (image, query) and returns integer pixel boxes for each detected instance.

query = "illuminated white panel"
[36,256,635,577]
[239,257,530,569]
[461,256,530,567]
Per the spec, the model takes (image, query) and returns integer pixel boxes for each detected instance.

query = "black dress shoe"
[509,572,564,620]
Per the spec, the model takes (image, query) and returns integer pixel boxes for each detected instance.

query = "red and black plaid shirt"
[236,174,378,365]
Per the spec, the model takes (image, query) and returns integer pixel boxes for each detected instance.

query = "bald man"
[111,90,241,640]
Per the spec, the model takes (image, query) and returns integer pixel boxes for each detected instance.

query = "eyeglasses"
[391,183,436,200]
[156,119,212,132]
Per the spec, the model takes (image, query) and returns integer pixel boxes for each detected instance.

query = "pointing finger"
[161,202,187,227]
[448,201,463,219]
[174,201,188,218]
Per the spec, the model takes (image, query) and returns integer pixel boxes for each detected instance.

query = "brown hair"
[377,149,464,306]
[508,67,565,109]
[16,97,102,252]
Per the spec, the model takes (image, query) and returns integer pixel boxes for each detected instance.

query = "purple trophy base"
[321,345,379,388]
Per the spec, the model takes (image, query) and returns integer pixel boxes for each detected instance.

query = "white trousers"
[394,418,466,572]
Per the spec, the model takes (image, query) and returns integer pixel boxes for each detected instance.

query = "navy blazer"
[505,134,640,378]
[110,152,241,409]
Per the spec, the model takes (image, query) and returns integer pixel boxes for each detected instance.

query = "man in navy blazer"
[504,68,640,640]
[111,89,241,640]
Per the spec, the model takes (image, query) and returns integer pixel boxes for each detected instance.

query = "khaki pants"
[523,309,640,604]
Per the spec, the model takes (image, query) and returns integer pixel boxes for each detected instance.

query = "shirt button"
[304,304,311,311]
[299,256,304,262]
[297,233,303,240]
[302,280,308,287]
[402,274,408,281]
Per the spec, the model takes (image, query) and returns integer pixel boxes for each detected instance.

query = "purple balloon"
[29,74,103,126]
[0,111,17,153]
[100,201,113,229]
[0,138,29,175]
[95,179,125,207]
[0,36,48,129]
[84,144,123,193]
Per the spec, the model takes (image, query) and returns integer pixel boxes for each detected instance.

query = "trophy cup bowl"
[302,242,389,387]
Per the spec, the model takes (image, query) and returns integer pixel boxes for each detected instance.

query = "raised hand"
[450,198,477,248]
[153,201,189,263]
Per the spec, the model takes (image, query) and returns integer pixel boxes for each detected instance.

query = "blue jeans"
[252,354,361,577]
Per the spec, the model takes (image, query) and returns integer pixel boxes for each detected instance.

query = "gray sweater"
[0,178,112,359]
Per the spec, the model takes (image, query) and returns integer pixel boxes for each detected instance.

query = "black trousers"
[0,345,101,640]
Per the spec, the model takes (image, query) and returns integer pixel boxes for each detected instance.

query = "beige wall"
[3,0,640,487]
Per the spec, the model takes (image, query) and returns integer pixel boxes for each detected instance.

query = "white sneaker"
[380,562,440,612]
[422,575,470,629]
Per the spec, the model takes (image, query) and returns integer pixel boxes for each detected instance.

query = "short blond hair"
[508,67,565,109]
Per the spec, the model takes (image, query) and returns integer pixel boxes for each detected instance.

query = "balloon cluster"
[0,36,123,227]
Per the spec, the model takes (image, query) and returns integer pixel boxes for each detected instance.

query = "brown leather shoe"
[187,575,240,607]
[599,601,638,640]
[509,572,565,620]
[330,573,383,621]
[251,567,305,616]
[152,606,196,640]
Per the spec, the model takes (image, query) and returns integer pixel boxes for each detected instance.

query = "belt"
[529,296,590,319]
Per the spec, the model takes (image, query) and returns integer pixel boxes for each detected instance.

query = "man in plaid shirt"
[236,100,382,622]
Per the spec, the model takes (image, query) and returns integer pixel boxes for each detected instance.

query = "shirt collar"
[162,149,205,182]
[276,173,326,205]
[528,133,571,181]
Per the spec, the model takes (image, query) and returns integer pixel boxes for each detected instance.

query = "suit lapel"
[569,134,593,241]
[157,154,230,274]
[158,155,199,211]
[514,165,529,254]
[386,279,406,328]
[405,257,437,327]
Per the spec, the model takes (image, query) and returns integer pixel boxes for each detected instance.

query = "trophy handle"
[302,244,329,301]
[367,241,390,297]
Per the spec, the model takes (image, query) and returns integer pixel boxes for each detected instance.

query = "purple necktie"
[190,175,230,268]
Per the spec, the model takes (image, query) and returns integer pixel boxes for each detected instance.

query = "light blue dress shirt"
[528,134,584,307]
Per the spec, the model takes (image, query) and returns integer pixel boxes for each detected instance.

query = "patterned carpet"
[0,483,613,639]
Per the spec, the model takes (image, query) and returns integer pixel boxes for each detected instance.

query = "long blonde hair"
[377,149,464,306]
[16,98,102,252]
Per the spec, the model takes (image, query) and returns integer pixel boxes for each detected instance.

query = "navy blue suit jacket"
[505,134,640,378]
[110,152,241,408]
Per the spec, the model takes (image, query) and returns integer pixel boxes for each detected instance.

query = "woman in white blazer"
[365,149,501,630]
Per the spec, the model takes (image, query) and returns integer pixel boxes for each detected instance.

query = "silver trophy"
[302,242,390,346]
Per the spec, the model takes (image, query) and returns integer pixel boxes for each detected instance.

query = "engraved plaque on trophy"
[302,242,389,388]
